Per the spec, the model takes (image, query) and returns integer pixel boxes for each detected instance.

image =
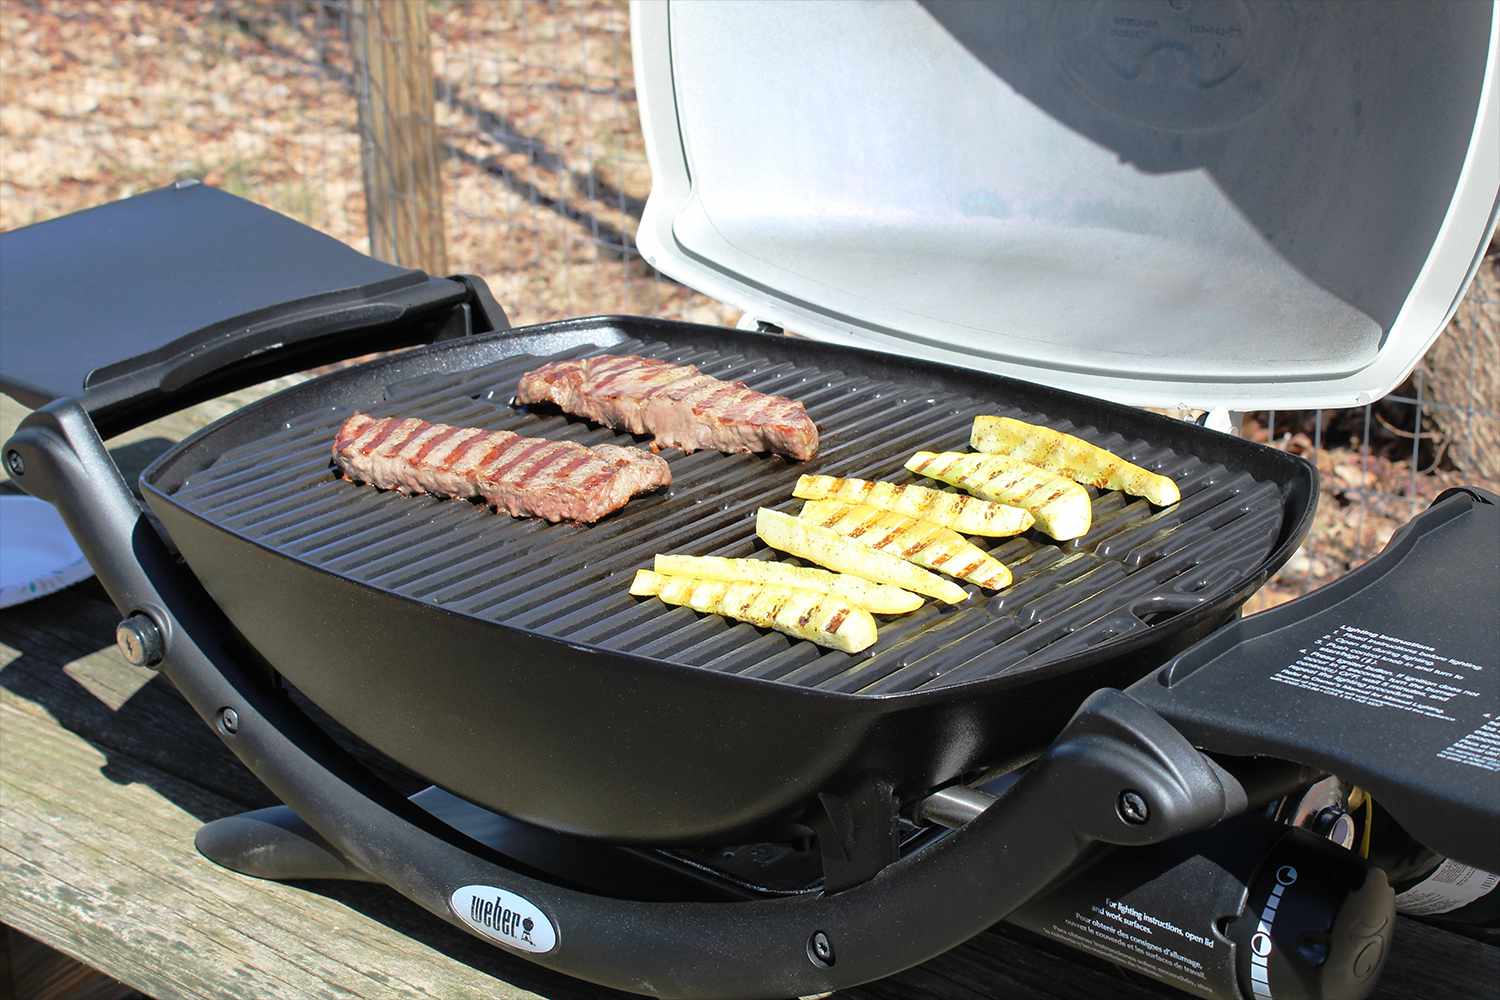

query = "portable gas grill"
[4,4,1500,998]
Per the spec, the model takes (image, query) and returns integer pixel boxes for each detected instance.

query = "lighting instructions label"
[1436,717,1500,773]
[1395,859,1500,916]
[1040,898,1216,997]
[1269,625,1498,770]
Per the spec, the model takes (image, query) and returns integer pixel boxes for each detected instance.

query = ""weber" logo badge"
[450,884,558,954]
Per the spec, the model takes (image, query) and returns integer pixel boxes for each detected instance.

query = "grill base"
[142,317,1314,841]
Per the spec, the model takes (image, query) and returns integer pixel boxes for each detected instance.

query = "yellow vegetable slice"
[904,451,1092,541]
[971,416,1180,507]
[653,554,922,614]
[755,508,968,605]
[792,474,1033,537]
[629,570,877,653]
[797,500,1011,590]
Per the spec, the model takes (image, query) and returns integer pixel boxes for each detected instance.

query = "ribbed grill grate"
[167,338,1285,695]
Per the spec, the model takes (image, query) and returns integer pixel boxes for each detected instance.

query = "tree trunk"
[1421,242,1499,483]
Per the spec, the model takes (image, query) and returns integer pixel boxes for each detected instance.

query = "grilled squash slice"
[653,554,922,614]
[630,570,878,653]
[756,508,968,604]
[971,416,1180,507]
[792,474,1033,537]
[797,500,1011,590]
[905,451,1092,541]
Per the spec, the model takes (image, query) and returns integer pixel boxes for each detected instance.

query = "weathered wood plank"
[0,691,591,1000]
[0,582,277,811]
[1,925,137,1000]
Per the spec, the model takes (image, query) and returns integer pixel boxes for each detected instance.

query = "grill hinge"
[811,777,902,892]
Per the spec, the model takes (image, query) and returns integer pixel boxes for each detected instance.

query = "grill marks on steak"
[331,413,671,523]
[515,354,820,460]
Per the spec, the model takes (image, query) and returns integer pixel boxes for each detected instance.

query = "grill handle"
[2,183,512,437]
[6,399,1250,1000]
[82,272,507,439]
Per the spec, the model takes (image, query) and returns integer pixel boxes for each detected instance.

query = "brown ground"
[3,0,1495,614]
[0,0,737,327]
[1240,412,1492,613]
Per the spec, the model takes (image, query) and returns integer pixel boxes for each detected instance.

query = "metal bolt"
[809,930,835,967]
[1326,811,1357,851]
[115,614,164,667]
[5,450,23,477]
[1118,790,1150,825]
[218,707,240,735]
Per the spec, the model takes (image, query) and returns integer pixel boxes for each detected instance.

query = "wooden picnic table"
[1,392,1496,999]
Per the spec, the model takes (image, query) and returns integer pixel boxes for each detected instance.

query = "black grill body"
[142,317,1315,842]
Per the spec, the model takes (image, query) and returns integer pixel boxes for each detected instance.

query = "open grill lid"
[631,0,1500,410]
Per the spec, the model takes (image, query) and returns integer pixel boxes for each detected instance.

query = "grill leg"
[197,806,372,883]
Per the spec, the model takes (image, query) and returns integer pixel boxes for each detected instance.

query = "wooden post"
[351,0,448,274]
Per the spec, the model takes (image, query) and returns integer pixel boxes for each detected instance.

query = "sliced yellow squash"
[755,508,968,605]
[797,500,1011,590]
[629,570,877,653]
[653,554,922,614]
[971,416,1179,507]
[792,474,1033,537]
[904,451,1092,541]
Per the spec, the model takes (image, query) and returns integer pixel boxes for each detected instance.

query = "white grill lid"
[631,0,1500,409]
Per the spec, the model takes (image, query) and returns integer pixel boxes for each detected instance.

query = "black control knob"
[115,614,164,667]
[1008,817,1394,1000]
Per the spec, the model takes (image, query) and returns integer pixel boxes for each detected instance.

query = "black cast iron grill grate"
[162,337,1285,696]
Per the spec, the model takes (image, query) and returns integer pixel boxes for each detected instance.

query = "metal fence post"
[351,0,447,274]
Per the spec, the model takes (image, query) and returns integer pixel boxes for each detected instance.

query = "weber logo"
[1248,865,1298,999]
[450,884,557,954]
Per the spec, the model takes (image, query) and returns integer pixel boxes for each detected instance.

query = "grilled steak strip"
[515,354,819,460]
[332,412,671,523]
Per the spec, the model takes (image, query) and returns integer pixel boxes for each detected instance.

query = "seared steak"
[332,413,671,523]
[515,354,819,460]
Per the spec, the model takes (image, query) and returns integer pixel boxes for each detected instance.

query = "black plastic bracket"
[196,786,741,903]
[450,273,511,335]
[811,778,901,891]
[1131,486,1499,872]
[196,802,374,883]
[4,400,1253,998]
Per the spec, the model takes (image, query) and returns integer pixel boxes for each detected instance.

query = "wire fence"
[2,0,1496,610]
[1238,259,1499,610]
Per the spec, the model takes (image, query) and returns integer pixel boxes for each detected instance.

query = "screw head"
[5,450,23,477]
[1118,790,1150,825]
[218,707,240,735]
[809,930,835,967]
[115,614,165,667]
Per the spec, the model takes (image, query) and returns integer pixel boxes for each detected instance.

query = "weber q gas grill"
[6,4,1500,998]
